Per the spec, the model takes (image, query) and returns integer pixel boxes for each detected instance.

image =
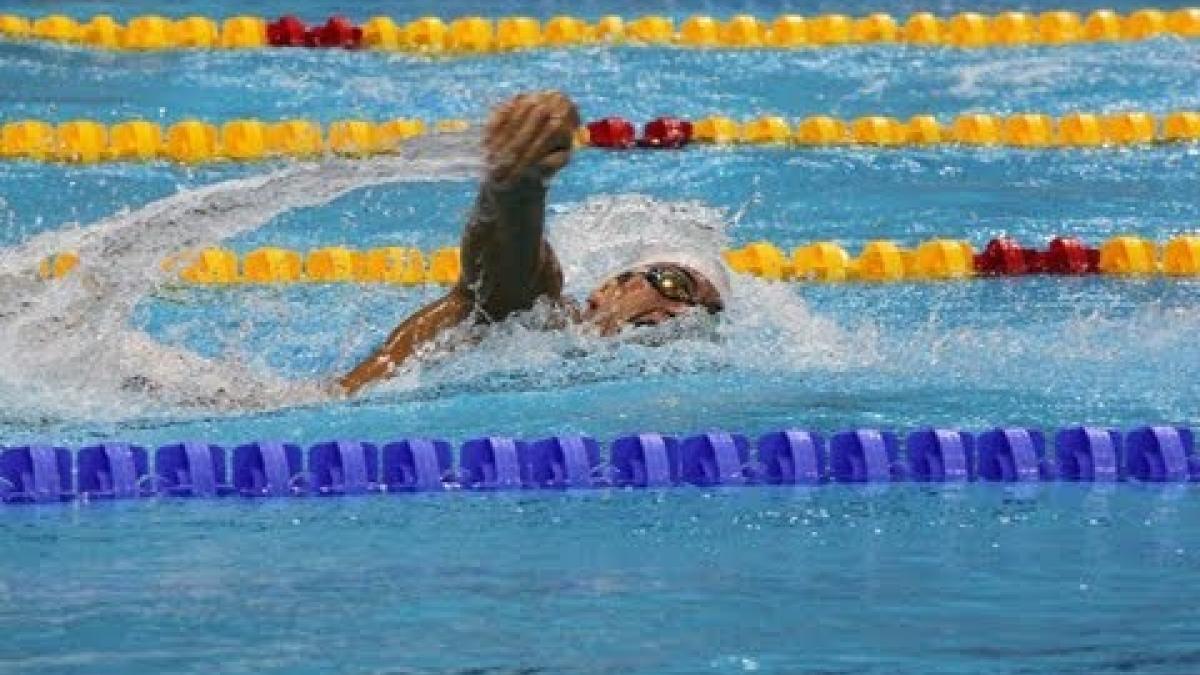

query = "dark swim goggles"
[639,265,724,314]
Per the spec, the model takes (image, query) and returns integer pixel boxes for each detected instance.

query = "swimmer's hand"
[484,91,580,188]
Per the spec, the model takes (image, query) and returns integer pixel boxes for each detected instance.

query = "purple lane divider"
[381,439,453,491]
[757,430,825,484]
[611,433,679,487]
[906,429,974,482]
[1055,427,1121,481]
[10,425,1200,508]
[77,443,149,498]
[680,432,750,486]
[308,441,379,495]
[829,430,899,482]
[977,428,1049,482]
[155,443,227,497]
[0,445,73,503]
[232,442,303,497]
[529,435,600,488]
[1124,426,1195,482]
[460,437,527,489]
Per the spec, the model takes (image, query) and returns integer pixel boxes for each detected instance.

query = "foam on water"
[0,138,859,428]
[374,194,864,402]
[0,135,483,422]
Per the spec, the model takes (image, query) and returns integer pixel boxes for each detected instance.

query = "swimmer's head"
[582,251,731,336]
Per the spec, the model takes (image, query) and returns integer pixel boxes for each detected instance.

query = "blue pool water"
[6,487,1200,673]
[2,1,1200,671]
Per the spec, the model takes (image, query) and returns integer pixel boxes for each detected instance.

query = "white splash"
[374,195,864,400]
[0,135,483,422]
[0,143,862,427]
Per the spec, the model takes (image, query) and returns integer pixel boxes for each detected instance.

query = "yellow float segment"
[221,119,269,161]
[767,15,808,47]
[305,247,366,282]
[1163,236,1200,275]
[109,120,163,160]
[361,248,427,284]
[1003,114,1055,148]
[1037,11,1083,43]
[741,117,791,144]
[244,247,303,283]
[543,16,590,46]
[625,16,673,43]
[902,13,943,44]
[912,239,975,279]
[172,16,219,48]
[54,120,108,163]
[808,14,853,45]
[906,115,946,144]
[678,16,720,46]
[495,17,541,51]
[427,247,462,284]
[328,120,376,156]
[693,116,741,144]
[796,116,848,145]
[219,16,267,48]
[793,242,851,282]
[165,119,219,163]
[447,17,493,52]
[854,241,909,281]
[404,17,448,52]
[81,15,122,48]
[1,120,55,159]
[267,120,324,157]
[121,15,173,50]
[1098,236,1158,275]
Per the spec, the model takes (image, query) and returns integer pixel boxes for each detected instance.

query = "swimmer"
[337,91,730,395]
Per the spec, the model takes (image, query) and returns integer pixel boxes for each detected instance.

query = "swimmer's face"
[583,263,724,336]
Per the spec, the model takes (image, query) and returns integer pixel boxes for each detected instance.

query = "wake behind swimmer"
[0,92,850,425]
[0,137,483,420]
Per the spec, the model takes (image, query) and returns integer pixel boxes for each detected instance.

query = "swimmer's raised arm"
[337,91,580,396]
[460,91,579,319]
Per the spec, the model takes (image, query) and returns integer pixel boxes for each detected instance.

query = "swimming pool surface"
[2,0,1200,672]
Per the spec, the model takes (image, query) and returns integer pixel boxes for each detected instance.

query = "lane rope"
[34,235,1200,285]
[2,10,1200,53]
[2,425,1196,503]
[3,112,1200,165]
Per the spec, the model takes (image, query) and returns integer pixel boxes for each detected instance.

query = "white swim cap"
[627,250,733,305]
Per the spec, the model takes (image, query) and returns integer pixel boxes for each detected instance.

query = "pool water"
[2,0,1200,672]
[5,487,1200,674]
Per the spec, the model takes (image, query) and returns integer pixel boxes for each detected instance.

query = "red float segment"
[1036,236,1099,274]
[307,16,363,49]
[268,15,363,48]
[586,117,637,148]
[638,116,694,149]
[267,15,308,47]
[975,237,1039,276]
[975,237,1102,277]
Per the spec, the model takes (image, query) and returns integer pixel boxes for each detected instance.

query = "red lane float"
[974,237,1037,275]
[974,237,1100,276]
[267,15,362,49]
[585,117,636,148]
[586,116,694,149]
[266,15,307,46]
[309,16,363,48]
[1039,236,1100,274]
[639,116,694,148]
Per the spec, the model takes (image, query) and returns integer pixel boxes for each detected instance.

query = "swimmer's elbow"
[335,356,391,397]
[332,375,361,398]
